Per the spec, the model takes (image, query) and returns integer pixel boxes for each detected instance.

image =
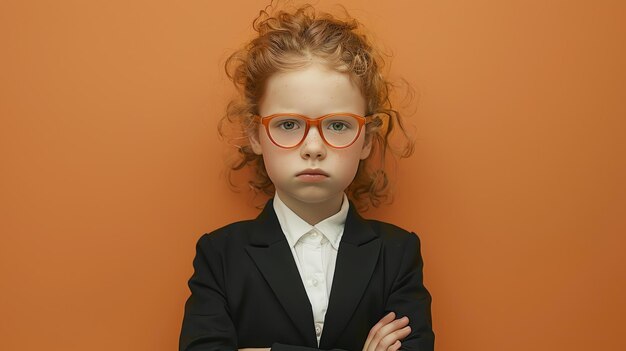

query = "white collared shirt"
[273,192,349,346]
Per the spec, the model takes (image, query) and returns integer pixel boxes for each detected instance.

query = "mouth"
[296,168,330,177]
[296,169,329,182]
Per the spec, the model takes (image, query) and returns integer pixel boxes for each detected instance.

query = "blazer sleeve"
[180,234,238,351]
[384,232,435,351]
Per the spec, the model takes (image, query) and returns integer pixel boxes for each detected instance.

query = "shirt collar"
[273,192,349,250]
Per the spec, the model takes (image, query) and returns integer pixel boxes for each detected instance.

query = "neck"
[276,190,344,225]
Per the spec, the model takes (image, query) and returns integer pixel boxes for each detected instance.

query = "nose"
[300,126,327,160]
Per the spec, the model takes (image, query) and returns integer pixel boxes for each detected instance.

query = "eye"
[277,120,301,131]
[327,121,350,132]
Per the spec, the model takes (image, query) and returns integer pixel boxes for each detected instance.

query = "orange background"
[1,0,624,350]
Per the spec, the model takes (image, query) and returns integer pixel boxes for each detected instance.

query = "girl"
[180,3,434,351]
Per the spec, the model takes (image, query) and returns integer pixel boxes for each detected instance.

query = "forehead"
[258,63,366,117]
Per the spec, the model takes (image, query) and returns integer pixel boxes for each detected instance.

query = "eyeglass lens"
[267,115,360,148]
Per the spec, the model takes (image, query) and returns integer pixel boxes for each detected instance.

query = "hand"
[362,312,411,351]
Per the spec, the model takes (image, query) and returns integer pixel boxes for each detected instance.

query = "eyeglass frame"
[254,112,371,149]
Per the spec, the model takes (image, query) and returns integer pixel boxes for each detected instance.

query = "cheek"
[259,136,291,179]
[337,139,368,178]
[258,131,278,159]
[334,147,364,178]
[341,137,368,164]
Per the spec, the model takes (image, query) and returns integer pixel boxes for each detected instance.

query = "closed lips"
[297,169,329,176]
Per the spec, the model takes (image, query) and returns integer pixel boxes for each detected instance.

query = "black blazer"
[179,198,434,351]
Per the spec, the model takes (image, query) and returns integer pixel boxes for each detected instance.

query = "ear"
[359,133,373,160]
[360,113,385,160]
[248,128,263,155]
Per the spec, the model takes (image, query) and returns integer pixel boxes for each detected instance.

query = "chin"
[290,188,344,204]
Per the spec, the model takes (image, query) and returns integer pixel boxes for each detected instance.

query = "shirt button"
[311,231,318,237]
[315,323,322,336]
[311,279,318,286]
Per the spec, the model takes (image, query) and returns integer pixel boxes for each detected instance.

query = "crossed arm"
[239,311,412,351]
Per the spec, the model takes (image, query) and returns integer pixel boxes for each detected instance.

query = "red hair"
[218,1,415,211]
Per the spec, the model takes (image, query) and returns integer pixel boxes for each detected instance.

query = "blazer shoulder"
[195,218,257,249]
[364,218,421,245]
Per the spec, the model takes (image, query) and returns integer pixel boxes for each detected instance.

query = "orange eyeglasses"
[255,112,370,149]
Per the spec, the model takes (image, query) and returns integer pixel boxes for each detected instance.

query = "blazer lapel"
[244,199,318,347]
[320,202,381,349]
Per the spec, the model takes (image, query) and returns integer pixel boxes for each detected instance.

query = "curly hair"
[218,1,415,211]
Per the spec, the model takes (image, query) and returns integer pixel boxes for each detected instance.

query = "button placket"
[299,227,329,344]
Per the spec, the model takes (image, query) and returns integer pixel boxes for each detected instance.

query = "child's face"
[250,62,371,208]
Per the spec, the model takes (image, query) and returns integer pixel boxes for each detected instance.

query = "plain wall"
[1,0,624,350]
